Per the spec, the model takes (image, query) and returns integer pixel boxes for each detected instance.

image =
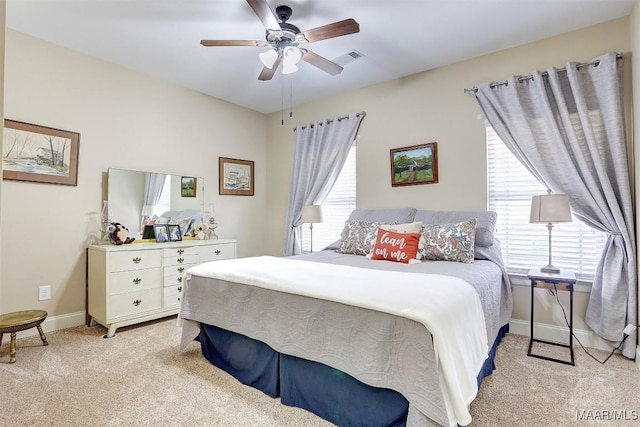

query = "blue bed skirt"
[198,323,509,426]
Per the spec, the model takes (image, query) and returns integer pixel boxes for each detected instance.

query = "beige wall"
[265,18,631,336]
[1,30,268,319]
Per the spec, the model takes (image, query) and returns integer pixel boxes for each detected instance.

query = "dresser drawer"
[110,268,162,295]
[163,285,183,307]
[163,246,200,259]
[108,288,162,319]
[163,263,196,278]
[163,245,200,267]
[164,270,190,287]
[109,250,162,272]
[200,243,236,262]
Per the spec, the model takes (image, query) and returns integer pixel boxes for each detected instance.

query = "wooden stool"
[0,310,48,363]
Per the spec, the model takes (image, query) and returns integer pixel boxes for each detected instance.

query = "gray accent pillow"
[414,210,497,247]
[348,208,417,223]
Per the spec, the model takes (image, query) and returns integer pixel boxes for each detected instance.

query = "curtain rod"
[294,112,366,131]
[463,53,623,94]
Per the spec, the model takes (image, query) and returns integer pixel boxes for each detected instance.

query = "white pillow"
[379,221,423,234]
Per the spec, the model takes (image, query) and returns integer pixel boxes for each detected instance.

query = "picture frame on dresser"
[168,225,182,242]
[154,224,169,242]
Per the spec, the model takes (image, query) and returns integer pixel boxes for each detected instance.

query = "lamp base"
[541,264,560,274]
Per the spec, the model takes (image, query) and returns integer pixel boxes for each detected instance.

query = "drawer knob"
[132,257,142,264]
[215,250,221,255]
[177,257,184,263]
[178,267,184,273]
[178,276,183,283]
[177,249,184,255]
[133,299,142,306]
[178,297,181,302]
[177,286,182,292]
[132,278,141,285]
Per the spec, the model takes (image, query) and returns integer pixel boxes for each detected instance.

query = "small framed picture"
[219,157,254,196]
[390,142,438,187]
[181,176,197,197]
[153,224,170,243]
[168,225,182,242]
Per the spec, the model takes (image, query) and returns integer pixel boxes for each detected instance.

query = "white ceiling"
[6,0,636,114]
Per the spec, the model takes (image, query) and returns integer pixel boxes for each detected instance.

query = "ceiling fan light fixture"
[283,46,303,65]
[259,48,279,69]
[282,62,299,75]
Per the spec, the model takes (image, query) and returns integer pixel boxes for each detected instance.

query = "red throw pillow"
[370,230,421,263]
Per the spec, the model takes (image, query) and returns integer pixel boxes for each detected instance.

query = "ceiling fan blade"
[200,40,262,47]
[301,50,343,76]
[246,0,280,31]
[302,19,359,43]
[258,56,282,81]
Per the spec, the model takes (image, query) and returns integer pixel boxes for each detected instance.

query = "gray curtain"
[283,113,365,256]
[473,52,636,358]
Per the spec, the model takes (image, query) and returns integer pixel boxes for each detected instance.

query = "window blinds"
[301,144,356,252]
[486,126,605,280]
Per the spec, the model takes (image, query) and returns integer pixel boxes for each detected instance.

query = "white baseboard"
[508,318,616,352]
[0,311,86,342]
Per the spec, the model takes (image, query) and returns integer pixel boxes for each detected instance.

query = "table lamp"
[301,205,323,252]
[530,192,572,273]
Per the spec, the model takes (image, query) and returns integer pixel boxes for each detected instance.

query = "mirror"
[107,168,204,237]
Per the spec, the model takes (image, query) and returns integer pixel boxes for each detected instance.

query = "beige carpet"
[0,317,638,426]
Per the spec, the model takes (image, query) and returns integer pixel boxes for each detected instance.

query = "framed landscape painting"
[181,176,197,197]
[390,142,438,187]
[2,119,80,186]
[219,157,254,196]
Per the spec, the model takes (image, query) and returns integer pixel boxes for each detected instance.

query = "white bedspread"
[186,256,488,426]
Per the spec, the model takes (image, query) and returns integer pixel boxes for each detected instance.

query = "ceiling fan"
[200,0,360,81]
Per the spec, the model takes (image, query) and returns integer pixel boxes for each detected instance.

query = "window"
[154,175,172,216]
[301,144,356,252]
[486,126,606,280]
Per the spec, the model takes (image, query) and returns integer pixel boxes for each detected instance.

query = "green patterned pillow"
[418,219,477,263]
[339,221,389,256]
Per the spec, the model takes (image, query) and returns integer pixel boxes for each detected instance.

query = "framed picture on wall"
[219,157,254,196]
[2,119,80,186]
[390,142,438,187]
[181,176,197,197]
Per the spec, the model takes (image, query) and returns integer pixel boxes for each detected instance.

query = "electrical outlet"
[39,285,51,301]
[623,323,637,336]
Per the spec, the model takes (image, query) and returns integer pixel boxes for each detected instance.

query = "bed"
[179,208,512,427]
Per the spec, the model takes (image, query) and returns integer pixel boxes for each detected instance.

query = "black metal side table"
[527,269,576,366]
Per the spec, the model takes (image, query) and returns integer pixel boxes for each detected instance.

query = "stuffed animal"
[191,222,210,240]
[109,222,136,245]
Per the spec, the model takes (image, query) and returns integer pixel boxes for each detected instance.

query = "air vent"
[332,50,365,67]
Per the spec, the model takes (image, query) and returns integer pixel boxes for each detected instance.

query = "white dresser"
[87,239,236,337]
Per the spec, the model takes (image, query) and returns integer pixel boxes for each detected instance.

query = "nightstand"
[527,268,576,366]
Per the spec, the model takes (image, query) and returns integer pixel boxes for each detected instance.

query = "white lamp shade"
[530,194,572,223]
[301,205,323,224]
[259,48,278,69]
[283,46,302,65]
[282,62,299,74]
[282,46,302,74]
